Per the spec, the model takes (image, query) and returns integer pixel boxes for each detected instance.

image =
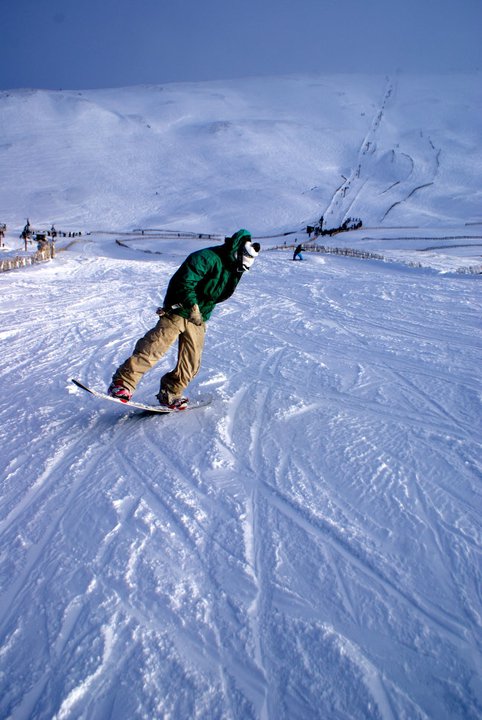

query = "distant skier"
[108,229,260,408]
[293,243,305,261]
[20,219,33,251]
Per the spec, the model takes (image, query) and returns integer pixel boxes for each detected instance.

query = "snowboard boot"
[156,388,189,410]
[108,380,132,402]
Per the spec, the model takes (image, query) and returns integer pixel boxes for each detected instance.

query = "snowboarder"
[293,243,305,261]
[108,229,260,408]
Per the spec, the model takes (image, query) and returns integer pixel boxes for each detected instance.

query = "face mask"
[238,240,260,271]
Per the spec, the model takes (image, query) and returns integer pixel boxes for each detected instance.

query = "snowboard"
[71,378,211,414]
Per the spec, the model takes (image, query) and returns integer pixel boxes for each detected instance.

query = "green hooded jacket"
[163,229,252,321]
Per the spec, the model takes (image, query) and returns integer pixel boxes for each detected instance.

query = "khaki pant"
[113,313,206,397]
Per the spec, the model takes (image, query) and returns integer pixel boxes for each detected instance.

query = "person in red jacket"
[108,229,260,408]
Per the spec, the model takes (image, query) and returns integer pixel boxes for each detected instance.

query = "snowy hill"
[1,73,482,233]
[0,74,481,719]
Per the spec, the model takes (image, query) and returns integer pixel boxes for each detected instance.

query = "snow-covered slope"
[1,74,481,233]
[0,74,481,719]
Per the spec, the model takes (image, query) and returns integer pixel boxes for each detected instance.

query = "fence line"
[272,243,385,261]
[272,242,481,274]
[0,243,55,273]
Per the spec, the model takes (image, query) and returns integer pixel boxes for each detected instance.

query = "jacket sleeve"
[164,251,215,310]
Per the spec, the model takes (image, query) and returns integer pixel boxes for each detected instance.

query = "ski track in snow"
[0,243,480,720]
[0,74,482,719]
[323,76,441,229]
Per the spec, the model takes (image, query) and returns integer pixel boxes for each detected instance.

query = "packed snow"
[0,74,481,719]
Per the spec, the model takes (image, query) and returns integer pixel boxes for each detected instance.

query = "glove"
[157,303,183,317]
[188,304,203,326]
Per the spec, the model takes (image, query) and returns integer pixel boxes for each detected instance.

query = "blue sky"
[1,0,481,90]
